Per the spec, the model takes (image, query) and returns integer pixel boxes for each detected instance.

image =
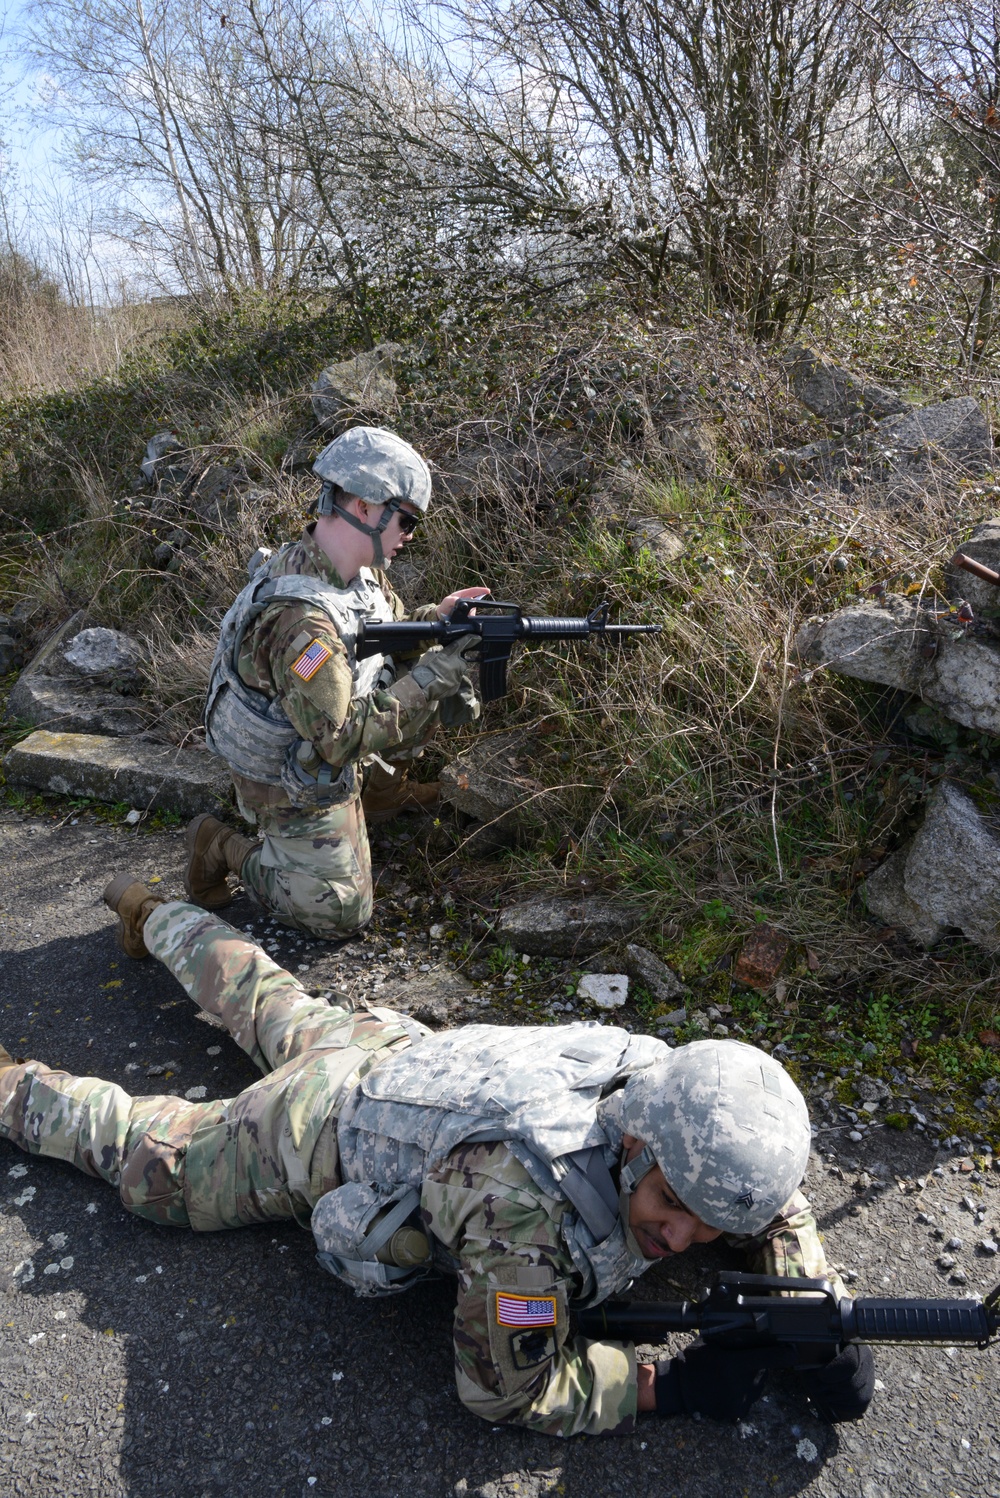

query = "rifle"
[575,1271,1000,1359]
[356,598,662,702]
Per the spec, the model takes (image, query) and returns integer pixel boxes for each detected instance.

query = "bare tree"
[14,0,911,343]
[855,0,1000,367]
[419,0,905,338]
[24,0,321,294]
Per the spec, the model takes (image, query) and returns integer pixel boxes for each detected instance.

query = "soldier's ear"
[622,1133,641,1151]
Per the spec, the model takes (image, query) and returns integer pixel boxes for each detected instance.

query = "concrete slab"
[6,675,144,737]
[3,729,230,817]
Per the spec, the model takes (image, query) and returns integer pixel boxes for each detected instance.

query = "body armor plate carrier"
[203,547,395,806]
[313,1021,670,1305]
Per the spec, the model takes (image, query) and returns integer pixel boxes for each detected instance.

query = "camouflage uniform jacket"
[421,1141,842,1438]
[233,526,439,811]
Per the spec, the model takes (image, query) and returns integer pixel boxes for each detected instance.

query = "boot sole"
[184,813,233,907]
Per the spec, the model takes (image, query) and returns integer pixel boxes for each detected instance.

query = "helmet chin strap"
[618,1143,657,1263]
[328,497,402,569]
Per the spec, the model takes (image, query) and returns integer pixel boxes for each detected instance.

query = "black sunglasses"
[395,508,422,535]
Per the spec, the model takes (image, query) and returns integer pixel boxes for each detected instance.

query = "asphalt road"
[0,806,998,1498]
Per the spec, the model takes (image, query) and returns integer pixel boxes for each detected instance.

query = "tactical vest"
[315,1021,669,1306]
[203,546,395,803]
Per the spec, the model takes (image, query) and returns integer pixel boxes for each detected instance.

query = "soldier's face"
[622,1135,723,1258]
[355,499,420,564]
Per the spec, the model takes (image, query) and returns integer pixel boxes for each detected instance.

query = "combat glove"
[437,673,481,727]
[653,1342,780,1422]
[799,1343,875,1423]
[410,637,479,703]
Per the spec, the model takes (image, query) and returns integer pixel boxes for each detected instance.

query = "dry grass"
[2,302,999,1073]
[0,294,191,399]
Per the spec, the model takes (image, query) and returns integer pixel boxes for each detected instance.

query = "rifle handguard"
[843,1298,994,1345]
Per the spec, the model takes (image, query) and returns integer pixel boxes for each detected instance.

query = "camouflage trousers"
[0,902,412,1229]
[240,791,373,941]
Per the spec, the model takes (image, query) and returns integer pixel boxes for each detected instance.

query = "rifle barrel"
[356,610,662,662]
[519,618,662,639]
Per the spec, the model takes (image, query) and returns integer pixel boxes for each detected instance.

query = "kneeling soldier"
[189,424,488,940]
[0,878,874,1436]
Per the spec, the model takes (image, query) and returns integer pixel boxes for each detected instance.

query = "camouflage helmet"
[313,426,432,513]
[616,1039,811,1236]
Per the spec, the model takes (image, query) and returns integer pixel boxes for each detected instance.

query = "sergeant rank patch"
[290,639,333,681]
[495,1292,557,1328]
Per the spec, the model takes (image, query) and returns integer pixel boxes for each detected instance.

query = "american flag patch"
[495,1293,557,1328]
[290,639,333,681]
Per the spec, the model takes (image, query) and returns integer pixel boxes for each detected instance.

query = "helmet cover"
[616,1039,811,1236]
[312,425,432,513]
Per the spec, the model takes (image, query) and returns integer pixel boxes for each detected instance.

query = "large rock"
[62,627,142,684]
[627,517,686,566]
[873,397,993,498]
[18,610,86,678]
[140,430,187,485]
[794,595,1000,737]
[769,435,843,485]
[496,897,640,957]
[183,463,247,523]
[862,780,1000,950]
[5,676,143,737]
[311,343,407,427]
[794,596,930,693]
[577,973,629,1009]
[946,519,1000,621]
[5,614,151,738]
[439,732,543,847]
[861,847,945,948]
[772,396,992,499]
[3,731,230,817]
[623,943,687,1002]
[0,633,22,675]
[782,345,907,423]
[655,417,718,480]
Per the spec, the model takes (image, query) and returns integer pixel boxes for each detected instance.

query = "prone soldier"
[0,877,875,1435]
[187,424,488,940]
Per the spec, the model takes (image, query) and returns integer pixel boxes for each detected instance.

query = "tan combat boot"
[184,814,259,908]
[0,1043,18,1078]
[103,874,168,959]
[362,763,441,824]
